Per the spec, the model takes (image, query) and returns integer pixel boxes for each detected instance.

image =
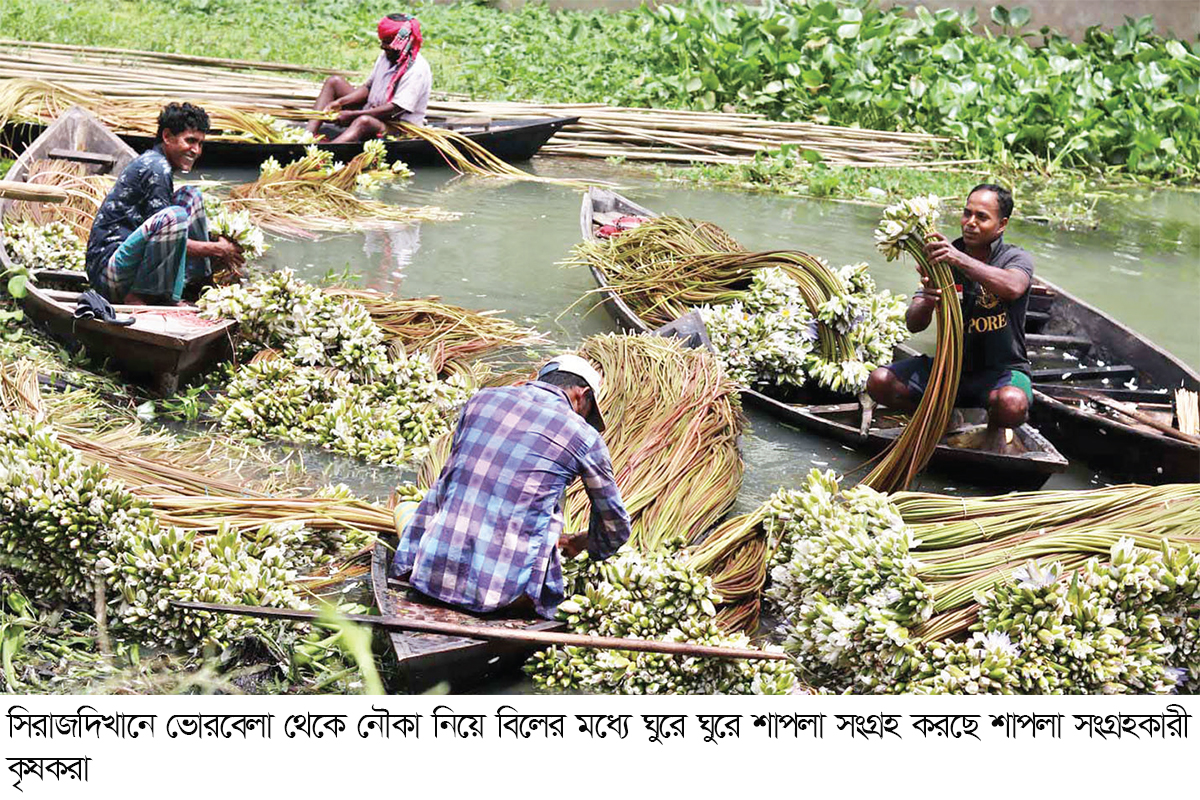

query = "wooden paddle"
[173,601,790,662]
[1072,387,1200,445]
[0,179,67,203]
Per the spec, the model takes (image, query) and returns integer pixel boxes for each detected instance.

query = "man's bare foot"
[983,427,1024,455]
[122,292,149,305]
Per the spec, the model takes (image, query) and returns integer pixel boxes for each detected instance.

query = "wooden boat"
[1024,281,1200,483]
[370,539,566,693]
[7,116,578,170]
[580,188,1069,489]
[0,106,237,395]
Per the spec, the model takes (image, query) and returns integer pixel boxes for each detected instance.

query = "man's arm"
[925,233,1030,302]
[571,440,631,560]
[328,85,369,112]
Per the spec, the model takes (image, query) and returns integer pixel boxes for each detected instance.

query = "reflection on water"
[202,159,1198,498]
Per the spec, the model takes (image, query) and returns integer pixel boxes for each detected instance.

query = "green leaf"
[939,42,963,63]
[685,76,703,93]
[6,274,28,299]
[1165,40,1187,60]
[836,23,860,39]
[1009,7,1031,28]
[990,6,1011,27]
[763,80,784,94]
[801,69,824,88]
[801,149,825,164]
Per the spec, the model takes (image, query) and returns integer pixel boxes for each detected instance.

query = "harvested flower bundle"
[567,334,745,551]
[526,549,799,694]
[224,145,456,238]
[327,288,545,372]
[570,215,904,393]
[766,470,1199,694]
[396,121,595,189]
[199,270,472,466]
[863,195,961,492]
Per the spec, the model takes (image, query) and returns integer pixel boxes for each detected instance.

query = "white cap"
[537,354,605,432]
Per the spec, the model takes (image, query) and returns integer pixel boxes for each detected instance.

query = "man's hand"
[923,232,970,271]
[336,109,358,126]
[558,531,589,559]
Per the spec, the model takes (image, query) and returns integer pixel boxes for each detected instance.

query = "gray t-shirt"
[363,52,431,124]
[953,235,1036,375]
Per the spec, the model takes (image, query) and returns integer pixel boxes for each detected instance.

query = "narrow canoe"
[1025,281,1200,483]
[370,539,566,694]
[0,106,237,395]
[7,116,578,170]
[579,187,1069,489]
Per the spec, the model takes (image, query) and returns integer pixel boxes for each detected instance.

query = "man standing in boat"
[867,184,1035,453]
[392,355,632,618]
[305,13,432,143]
[85,102,241,305]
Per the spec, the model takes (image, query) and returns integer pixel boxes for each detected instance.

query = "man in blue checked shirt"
[392,354,632,618]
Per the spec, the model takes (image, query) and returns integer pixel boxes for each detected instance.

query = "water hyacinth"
[3,220,85,272]
[764,471,1200,694]
[526,548,798,695]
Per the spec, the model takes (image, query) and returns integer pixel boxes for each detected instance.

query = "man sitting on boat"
[867,184,1035,453]
[305,13,432,143]
[392,355,632,618]
[85,102,241,305]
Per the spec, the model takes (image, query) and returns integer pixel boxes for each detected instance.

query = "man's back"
[393,381,629,617]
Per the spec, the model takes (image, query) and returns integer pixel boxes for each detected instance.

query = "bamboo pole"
[173,601,790,661]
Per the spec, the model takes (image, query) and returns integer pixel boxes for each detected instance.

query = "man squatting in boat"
[391,355,632,618]
[85,102,242,306]
[305,13,432,143]
[867,184,1036,454]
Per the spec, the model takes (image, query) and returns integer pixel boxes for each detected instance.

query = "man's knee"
[147,205,190,235]
[990,386,1029,427]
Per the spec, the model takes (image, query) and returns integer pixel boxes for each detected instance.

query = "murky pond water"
[208,158,1199,504]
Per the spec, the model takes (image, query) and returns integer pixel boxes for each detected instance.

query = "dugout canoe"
[1023,280,1200,483]
[370,539,566,694]
[579,187,1069,489]
[0,106,236,395]
[3,116,579,170]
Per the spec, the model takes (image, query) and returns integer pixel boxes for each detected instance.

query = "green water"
[215,159,1199,503]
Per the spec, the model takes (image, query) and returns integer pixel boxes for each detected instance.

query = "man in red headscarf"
[306,13,431,143]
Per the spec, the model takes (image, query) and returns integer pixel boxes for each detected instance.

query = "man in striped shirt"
[392,355,632,618]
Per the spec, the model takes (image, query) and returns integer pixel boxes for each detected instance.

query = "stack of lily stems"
[863,231,961,494]
[570,216,853,361]
[224,147,459,237]
[2,40,959,168]
[892,484,1200,642]
[686,507,770,632]
[416,334,745,555]
[327,289,545,373]
[1,360,397,586]
[3,159,111,240]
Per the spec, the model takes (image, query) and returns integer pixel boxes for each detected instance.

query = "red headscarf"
[377,16,423,104]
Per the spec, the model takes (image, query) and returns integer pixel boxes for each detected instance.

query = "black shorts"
[885,356,1033,409]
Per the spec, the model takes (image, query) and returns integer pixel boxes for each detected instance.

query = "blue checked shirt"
[392,381,632,618]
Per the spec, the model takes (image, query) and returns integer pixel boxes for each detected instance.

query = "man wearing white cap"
[391,354,632,618]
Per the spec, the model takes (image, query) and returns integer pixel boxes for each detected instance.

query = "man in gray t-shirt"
[867,184,1036,454]
[305,13,432,143]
